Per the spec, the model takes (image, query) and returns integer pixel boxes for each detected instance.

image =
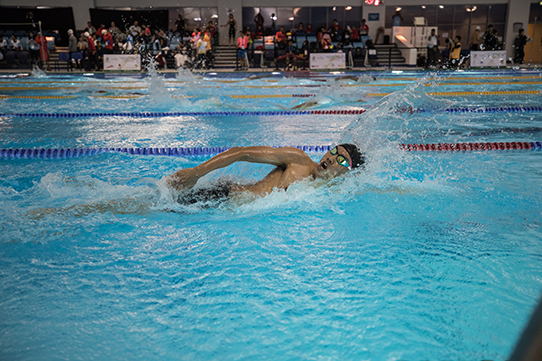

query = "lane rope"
[2,142,540,159]
[3,105,542,118]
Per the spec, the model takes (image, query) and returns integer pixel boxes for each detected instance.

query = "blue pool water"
[1,69,542,360]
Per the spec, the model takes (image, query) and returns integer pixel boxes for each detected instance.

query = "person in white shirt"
[10,35,22,50]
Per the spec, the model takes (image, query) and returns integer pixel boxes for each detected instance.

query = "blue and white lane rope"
[1,106,542,118]
[1,142,541,159]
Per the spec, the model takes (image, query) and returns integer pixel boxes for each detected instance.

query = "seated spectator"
[0,36,7,54]
[10,35,22,50]
[275,26,286,49]
[85,21,96,35]
[296,22,305,33]
[124,33,134,53]
[351,26,359,42]
[342,26,353,48]
[305,24,315,34]
[109,22,120,38]
[320,29,332,52]
[329,19,343,33]
[27,32,40,64]
[130,21,141,38]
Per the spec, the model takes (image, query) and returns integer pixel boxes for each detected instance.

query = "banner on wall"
[104,54,141,71]
[310,53,346,70]
[470,51,506,67]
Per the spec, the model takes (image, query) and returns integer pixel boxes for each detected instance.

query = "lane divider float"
[1,142,540,160]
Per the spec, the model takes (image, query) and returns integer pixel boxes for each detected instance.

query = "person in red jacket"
[35,32,51,71]
[86,32,96,70]
[102,29,113,54]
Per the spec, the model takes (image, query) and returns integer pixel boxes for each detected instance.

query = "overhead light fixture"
[439,5,444,8]
[421,6,426,9]
[270,13,277,21]
[194,17,201,21]
[396,7,402,11]
[332,7,336,11]
[466,6,477,12]
[346,6,352,10]
[211,14,218,18]
[289,17,294,21]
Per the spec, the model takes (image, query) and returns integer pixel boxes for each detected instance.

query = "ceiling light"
[211,14,218,18]
[289,17,294,21]
[346,6,352,10]
[421,6,426,9]
[439,5,444,8]
[396,7,402,11]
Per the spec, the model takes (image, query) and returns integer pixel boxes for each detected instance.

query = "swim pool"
[1,69,541,360]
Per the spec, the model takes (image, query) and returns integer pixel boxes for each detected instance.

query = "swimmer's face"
[317,145,352,179]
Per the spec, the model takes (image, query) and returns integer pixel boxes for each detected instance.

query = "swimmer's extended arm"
[168,146,311,190]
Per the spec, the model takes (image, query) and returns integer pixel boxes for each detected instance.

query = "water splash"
[31,65,47,77]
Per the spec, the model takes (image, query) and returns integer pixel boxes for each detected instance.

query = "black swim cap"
[337,143,365,169]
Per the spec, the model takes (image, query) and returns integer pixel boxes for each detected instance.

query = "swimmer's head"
[316,143,364,179]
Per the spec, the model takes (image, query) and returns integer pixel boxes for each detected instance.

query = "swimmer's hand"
[167,168,200,191]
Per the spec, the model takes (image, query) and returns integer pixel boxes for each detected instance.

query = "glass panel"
[453,25,469,46]
[421,6,438,26]
[437,5,454,24]
[398,6,420,27]
[292,7,310,32]
[183,8,201,30]
[311,7,327,31]
[328,6,345,28]
[454,6,471,26]
[260,8,276,34]
[276,7,294,30]
[242,7,258,32]
[344,6,362,29]
[385,6,394,28]
[201,8,218,28]
[470,5,488,25]
[529,3,542,23]
[488,4,507,24]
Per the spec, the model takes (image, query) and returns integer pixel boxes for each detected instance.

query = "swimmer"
[167,144,364,204]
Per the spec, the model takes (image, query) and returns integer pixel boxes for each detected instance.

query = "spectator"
[125,33,134,53]
[0,36,7,54]
[318,27,331,52]
[237,30,249,69]
[10,35,22,50]
[130,21,141,38]
[342,26,353,48]
[35,32,51,71]
[85,21,96,35]
[207,21,217,46]
[67,29,78,69]
[296,22,305,33]
[392,9,404,26]
[95,41,104,70]
[359,19,369,36]
[483,25,494,50]
[449,35,462,67]
[175,14,185,37]
[102,29,113,54]
[221,14,237,45]
[191,27,201,49]
[426,28,439,67]
[254,12,264,34]
[513,28,531,64]
[306,24,315,34]
[96,24,106,39]
[275,26,286,49]
[85,32,96,70]
[109,22,120,38]
[351,26,359,42]
[329,19,343,33]
[27,32,40,64]
[469,26,481,50]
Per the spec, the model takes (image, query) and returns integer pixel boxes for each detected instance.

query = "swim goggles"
[330,147,351,169]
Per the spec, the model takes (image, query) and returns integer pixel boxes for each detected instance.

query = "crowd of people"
[424,24,531,69]
[0,12,534,71]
